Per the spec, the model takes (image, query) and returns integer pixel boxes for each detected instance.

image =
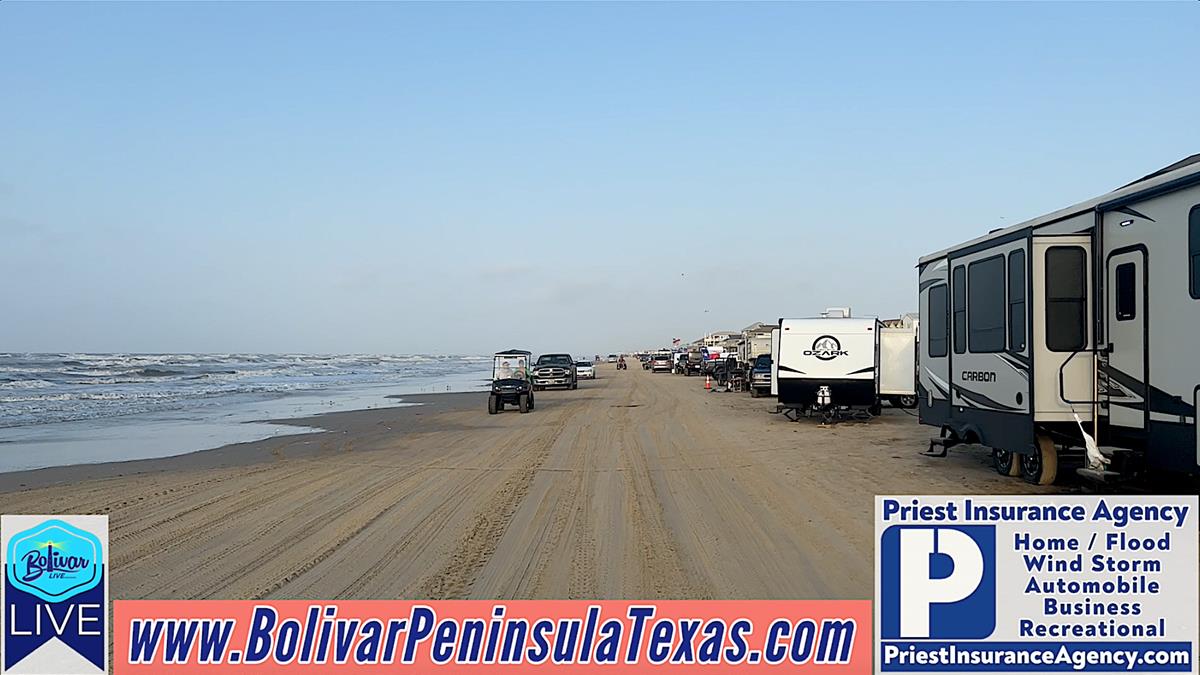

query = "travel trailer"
[917,154,1200,485]
[775,311,880,421]
[737,322,775,368]
[879,314,919,409]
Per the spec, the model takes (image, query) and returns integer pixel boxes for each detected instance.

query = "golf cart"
[489,349,535,414]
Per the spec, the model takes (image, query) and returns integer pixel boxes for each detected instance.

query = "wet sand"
[0,366,1061,600]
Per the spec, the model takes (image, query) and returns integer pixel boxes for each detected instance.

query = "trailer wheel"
[868,401,883,417]
[895,394,918,409]
[518,394,529,413]
[488,395,499,415]
[993,448,1020,477]
[1021,434,1058,485]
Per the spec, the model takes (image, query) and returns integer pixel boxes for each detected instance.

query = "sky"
[2,2,1198,357]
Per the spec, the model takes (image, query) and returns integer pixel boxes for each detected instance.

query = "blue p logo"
[881,525,995,639]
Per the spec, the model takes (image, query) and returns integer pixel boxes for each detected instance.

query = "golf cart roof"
[494,349,532,356]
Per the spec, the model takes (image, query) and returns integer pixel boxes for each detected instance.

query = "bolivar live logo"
[2,515,108,675]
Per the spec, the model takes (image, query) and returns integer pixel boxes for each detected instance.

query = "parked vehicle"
[775,312,884,421]
[489,349,534,414]
[738,323,775,370]
[606,354,619,363]
[679,347,705,376]
[918,153,1200,485]
[673,352,688,374]
[575,361,595,379]
[749,354,772,397]
[701,348,727,376]
[650,352,672,372]
[879,314,919,409]
[532,353,577,390]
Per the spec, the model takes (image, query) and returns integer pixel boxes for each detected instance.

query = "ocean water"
[0,353,491,473]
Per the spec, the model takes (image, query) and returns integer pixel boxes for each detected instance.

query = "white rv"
[918,153,1200,485]
[878,314,919,409]
[776,313,882,420]
[737,322,775,367]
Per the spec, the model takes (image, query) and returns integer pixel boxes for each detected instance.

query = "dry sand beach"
[0,364,1062,600]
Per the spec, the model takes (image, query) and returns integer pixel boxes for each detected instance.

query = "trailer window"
[928,284,948,358]
[1115,262,1136,321]
[968,255,1006,353]
[952,265,966,354]
[1008,250,1026,351]
[1190,205,1200,299]
[1045,246,1087,351]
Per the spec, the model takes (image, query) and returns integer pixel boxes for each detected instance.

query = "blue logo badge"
[6,519,103,603]
[880,525,996,640]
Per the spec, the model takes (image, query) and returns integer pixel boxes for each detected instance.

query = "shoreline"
[0,391,484,493]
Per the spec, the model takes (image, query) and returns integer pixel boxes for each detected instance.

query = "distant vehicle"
[749,354,772,398]
[673,352,688,374]
[575,361,595,379]
[679,347,705,376]
[642,355,652,370]
[606,354,619,363]
[489,349,534,414]
[701,348,726,375]
[533,353,577,390]
[650,352,672,372]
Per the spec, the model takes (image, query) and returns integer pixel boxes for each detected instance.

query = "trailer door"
[1105,248,1147,431]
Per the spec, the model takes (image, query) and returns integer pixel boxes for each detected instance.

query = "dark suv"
[532,353,577,390]
[749,354,772,397]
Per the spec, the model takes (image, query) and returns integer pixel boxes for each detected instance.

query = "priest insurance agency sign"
[2,515,108,675]
[874,496,1197,673]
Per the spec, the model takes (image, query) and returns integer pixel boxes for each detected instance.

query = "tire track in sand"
[412,401,574,599]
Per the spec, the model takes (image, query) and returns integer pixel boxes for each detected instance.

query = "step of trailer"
[923,437,955,458]
[1076,467,1124,482]
[1097,445,1134,458]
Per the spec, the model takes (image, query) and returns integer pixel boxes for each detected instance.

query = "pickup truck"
[679,349,705,376]
[532,354,577,390]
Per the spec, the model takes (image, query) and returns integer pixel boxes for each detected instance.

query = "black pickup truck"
[532,353,577,390]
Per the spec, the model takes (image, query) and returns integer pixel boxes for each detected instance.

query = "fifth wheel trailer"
[918,153,1200,485]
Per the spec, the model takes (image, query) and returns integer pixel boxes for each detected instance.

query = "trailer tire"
[518,394,529,413]
[528,393,535,410]
[1022,435,1058,485]
[488,395,498,415]
[868,401,883,417]
[993,448,1020,477]
[895,394,918,409]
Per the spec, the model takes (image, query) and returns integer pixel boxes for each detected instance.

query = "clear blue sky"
[2,2,1197,355]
